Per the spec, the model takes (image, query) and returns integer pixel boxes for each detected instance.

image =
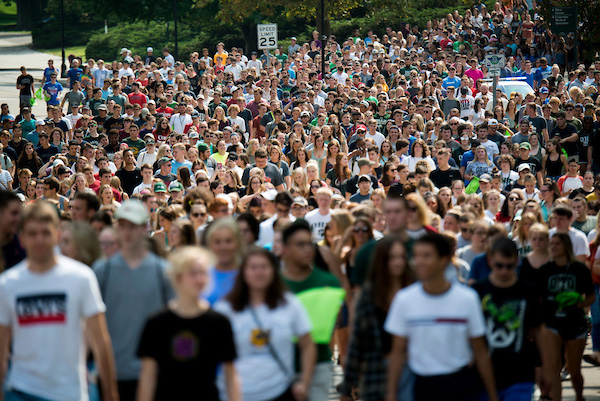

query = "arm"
[294,333,316,401]
[223,361,240,401]
[469,336,498,401]
[136,358,157,401]
[275,183,285,191]
[588,147,593,171]
[284,174,292,190]
[536,171,543,189]
[86,313,119,401]
[542,128,549,144]
[0,325,10,401]
[385,336,407,401]
[320,157,327,180]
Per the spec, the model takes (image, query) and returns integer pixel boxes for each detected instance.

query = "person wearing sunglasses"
[472,237,547,401]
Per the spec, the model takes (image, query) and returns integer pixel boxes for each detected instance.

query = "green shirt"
[283,267,340,363]
[122,138,146,157]
[572,216,597,236]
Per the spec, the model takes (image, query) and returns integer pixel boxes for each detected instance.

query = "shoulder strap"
[155,256,169,306]
[100,258,112,300]
[249,307,290,377]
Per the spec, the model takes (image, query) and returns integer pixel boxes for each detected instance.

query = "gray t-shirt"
[93,252,174,380]
[65,90,85,109]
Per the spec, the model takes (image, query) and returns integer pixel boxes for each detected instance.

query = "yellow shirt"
[214,52,228,67]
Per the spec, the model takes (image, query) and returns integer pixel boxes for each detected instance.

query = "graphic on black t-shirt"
[172,331,199,361]
[16,293,66,325]
[482,294,525,352]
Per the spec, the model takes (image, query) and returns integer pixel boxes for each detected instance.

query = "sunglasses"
[191,212,207,218]
[353,227,370,233]
[508,197,520,201]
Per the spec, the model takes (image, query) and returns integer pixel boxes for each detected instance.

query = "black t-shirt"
[537,261,593,330]
[429,167,462,189]
[472,279,542,389]
[577,129,593,162]
[36,145,60,164]
[103,117,124,133]
[345,174,378,196]
[116,167,142,195]
[137,308,236,401]
[515,157,542,176]
[17,74,34,96]
[551,124,578,156]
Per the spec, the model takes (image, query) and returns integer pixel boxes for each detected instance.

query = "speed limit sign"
[257,23,278,50]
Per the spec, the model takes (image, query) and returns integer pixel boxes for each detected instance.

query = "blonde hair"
[405,192,431,226]
[167,246,214,287]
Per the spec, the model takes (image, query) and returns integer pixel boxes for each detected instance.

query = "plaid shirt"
[341,285,388,401]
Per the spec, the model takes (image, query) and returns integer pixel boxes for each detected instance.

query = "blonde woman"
[99,184,121,209]
[291,167,309,198]
[464,146,493,180]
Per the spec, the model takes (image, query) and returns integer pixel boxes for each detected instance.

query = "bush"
[32,19,100,49]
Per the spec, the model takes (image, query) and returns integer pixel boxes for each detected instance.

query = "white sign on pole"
[484,54,506,69]
[488,67,502,77]
[257,23,278,50]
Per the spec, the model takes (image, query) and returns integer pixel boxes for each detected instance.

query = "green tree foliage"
[538,0,600,62]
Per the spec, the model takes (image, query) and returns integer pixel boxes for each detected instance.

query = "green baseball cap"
[153,182,167,193]
[197,142,210,152]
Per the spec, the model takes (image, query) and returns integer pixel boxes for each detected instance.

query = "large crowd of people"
[1,0,600,400]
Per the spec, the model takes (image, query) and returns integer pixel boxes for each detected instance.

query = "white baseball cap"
[115,200,149,225]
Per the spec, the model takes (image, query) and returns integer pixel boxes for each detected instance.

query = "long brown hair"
[226,246,287,311]
[367,235,415,310]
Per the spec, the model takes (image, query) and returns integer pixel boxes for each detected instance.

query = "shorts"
[547,323,588,341]
[414,366,480,401]
[335,302,349,328]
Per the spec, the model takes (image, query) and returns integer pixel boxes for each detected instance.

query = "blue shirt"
[517,70,535,87]
[467,253,490,283]
[204,268,238,305]
[171,159,193,175]
[66,67,82,88]
[42,82,63,105]
[534,66,551,85]
[442,76,461,90]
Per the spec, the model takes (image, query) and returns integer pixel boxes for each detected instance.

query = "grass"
[0,1,17,27]
[43,45,87,58]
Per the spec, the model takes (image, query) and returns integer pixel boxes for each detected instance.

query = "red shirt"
[128,92,148,107]
[156,107,173,119]
[184,122,200,134]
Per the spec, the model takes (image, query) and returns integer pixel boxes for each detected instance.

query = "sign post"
[551,7,578,65]
[257,23,278,71]
[484,54,506,111]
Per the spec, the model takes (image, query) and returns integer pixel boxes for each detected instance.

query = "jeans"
[591,283,600,351]
[5,390,53,401]
[397,365,415,401]
[308,362,332,401]
[478,382,535,401]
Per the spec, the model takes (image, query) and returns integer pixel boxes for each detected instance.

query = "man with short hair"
[571,196,597,235]
[549,205,590,262]
[43,176,69,211]
[116,149,142,195]
[385,233,498,401]
[552,111,579,158]
[241,148,285,191]
[16,66,34,110]
[71,192,100,222]
[257,191,295,247]
[122,123,145,157]
[93,200,174,401]
[472,238,546,401]
[0,201,119,401]
[171,143,193,175]
[0,190,25,269]
[430,148,461,188]
[281,220,340,401]
[305,187,333,242]
[169,102,192,135]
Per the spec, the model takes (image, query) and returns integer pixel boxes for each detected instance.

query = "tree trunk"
[315,1,330,37]
[16,0,44,30]
[241,20,256,55]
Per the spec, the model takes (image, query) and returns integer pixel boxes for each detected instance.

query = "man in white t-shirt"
[549,205,590,263]
[385,233,498,401]
[365,119,385,147]
[0,201,118,401]
[305,187,332,242]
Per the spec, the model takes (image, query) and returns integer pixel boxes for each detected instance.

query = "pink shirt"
[465,67,484,83]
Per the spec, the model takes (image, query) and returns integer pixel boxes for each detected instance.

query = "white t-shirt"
[0,256,105,401]
[214,293,312,401]
[365,131,386,148]
[305,209,332,242]
[548,227,590,258]
[384,282,485,376]
[132,182,153,195]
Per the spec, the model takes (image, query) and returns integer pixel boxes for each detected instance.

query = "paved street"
[0,32,61,117]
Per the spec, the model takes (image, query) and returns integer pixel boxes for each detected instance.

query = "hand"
[292,382,308,401]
